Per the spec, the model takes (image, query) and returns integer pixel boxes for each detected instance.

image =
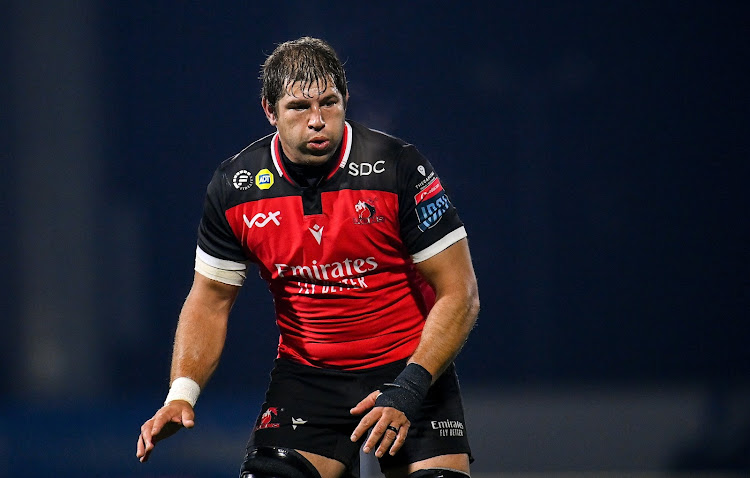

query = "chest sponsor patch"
[232,169,254,190]
[414,178,451,231]
[256,168,274,190]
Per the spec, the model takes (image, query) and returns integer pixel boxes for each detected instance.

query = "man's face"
[262,79,347,165]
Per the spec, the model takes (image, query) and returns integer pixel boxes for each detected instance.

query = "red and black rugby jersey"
[197,120,467,369]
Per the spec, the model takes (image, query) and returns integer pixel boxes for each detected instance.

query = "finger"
[150,410,171,436]
[350,408,380,443]
[137,434,152,463]
[140,421,154,449]
[140,444,152,463]
[388,422,410,456]
[141,426,156,462]
[136,433,145,459]
[349,390,380,415]
[144,412,172,450]
[364,416,392,455]
[375,425,399,458]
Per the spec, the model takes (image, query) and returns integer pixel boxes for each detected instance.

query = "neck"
[280,143,342,187]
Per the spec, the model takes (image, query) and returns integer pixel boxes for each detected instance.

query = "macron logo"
[309,224,324,244]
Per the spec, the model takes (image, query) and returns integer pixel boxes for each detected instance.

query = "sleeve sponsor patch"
[414,178,452,231]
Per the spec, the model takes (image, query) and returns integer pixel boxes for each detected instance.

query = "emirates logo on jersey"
[274,256,378,281]
[353,200,385,225]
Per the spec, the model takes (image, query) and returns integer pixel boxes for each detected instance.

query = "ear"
[261,98,278,126]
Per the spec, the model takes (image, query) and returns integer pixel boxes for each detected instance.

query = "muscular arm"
[410,237,480,381]
[350,238,479,457]
[170,271,240,386]
[136,272,240,463]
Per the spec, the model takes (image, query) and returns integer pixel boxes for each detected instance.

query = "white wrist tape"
[164,377,201,407]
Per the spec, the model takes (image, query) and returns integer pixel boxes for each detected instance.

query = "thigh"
[246,359,369,473]
[384,453,470,478]
[297,450,348,478]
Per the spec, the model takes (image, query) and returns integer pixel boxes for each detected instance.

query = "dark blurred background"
[1,1,748,477]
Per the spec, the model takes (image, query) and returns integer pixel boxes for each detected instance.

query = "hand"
[136,400,195,463]
[349,390,410,458]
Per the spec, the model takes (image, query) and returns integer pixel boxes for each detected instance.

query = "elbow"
[469,290,480,325]
[464,281,480,328]
[470,290,480,319]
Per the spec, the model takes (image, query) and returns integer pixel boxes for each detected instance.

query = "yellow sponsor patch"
[256,168,274,190]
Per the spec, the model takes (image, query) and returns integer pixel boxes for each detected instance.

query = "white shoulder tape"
[194,246,247,286]
[411,227,467,263]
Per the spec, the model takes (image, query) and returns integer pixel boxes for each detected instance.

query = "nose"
[308,105,325,130]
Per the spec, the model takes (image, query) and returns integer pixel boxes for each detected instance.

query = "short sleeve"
[196,168,248,263]
[396,146,467,262]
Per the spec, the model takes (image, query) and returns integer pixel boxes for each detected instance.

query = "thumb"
[350,390,380,415]
[181,407,195,428]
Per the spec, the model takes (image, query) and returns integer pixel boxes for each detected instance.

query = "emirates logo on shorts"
[431,419,464,437]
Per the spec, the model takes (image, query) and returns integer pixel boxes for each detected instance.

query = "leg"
[245,360,364,478]
[383,453,470,478]
[240,446,348,478]
[297,449,347,478]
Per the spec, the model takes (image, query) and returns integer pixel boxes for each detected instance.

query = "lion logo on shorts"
[256,406,281,430]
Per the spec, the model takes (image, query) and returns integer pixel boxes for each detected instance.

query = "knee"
[240,446,322,478]
[408,469,470,478]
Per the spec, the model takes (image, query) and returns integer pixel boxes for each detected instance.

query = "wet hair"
[261,37,348,108]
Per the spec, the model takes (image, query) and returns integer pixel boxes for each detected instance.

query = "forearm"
[169,273,237,388]
[409,286,479,381]
[170,306,226,387]
[410,238,480,382]
[372,269,478,420]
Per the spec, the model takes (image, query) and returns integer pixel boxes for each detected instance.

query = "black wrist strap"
[374,363,432,421]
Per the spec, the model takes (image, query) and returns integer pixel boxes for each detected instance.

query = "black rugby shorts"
[245,358,472,475]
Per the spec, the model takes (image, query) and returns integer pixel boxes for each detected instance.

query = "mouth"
[307,137,331,151]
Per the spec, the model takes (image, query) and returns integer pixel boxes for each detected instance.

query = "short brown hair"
[261,37,348,107]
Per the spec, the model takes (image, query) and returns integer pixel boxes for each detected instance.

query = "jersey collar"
[270,121,352,186]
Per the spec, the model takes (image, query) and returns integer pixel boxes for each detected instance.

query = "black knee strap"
[239,446,322,478]
[408,469,470,478]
